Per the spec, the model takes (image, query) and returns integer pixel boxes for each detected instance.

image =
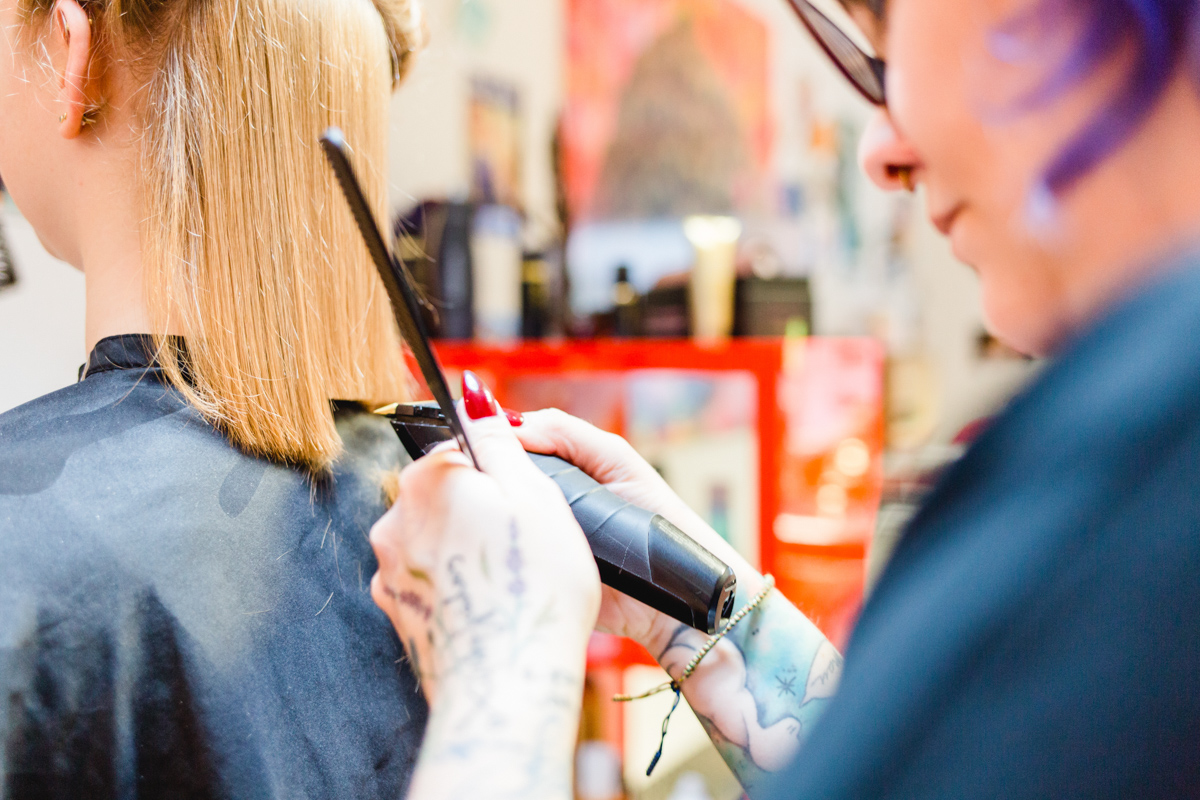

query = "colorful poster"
[563,0,773,221]
[0,189,16,293]
[468,76,523,208]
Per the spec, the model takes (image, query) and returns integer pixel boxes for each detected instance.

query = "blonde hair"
[23,0,426,472]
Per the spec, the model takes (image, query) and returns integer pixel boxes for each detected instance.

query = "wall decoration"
[468,76,524,209]
[0,186,15,293]
[562,0,772,222]
[455,0,495,47]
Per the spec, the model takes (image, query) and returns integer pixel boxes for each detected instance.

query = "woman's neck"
[70,136,156,354]
[80,194,153,353]
[84,260,151,354]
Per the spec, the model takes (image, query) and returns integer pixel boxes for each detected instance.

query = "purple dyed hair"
[1001,0,1196,194]
[854,0,1196,194]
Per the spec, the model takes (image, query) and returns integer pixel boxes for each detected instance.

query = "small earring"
[81,105,101,127]
[58,112,67,123]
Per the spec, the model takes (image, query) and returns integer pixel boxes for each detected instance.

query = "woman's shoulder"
[0,384,404,604]
[0,380,405,533]
[0,363,222,497]
[0,387,405,670]
[332,401,409,477]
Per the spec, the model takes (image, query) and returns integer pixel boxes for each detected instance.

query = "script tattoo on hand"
[659,590,842,792]
[506,525,526,597]
[387,587,433,622]
[408,520,585,800]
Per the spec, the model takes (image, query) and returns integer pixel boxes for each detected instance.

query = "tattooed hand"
[513,409,768,647]
[370,375,600,799]
[514,410,842,790]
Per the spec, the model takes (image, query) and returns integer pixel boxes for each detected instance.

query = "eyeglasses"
[786,0,887,106]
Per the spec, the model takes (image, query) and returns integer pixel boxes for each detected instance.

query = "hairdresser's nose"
[859,109,921,192]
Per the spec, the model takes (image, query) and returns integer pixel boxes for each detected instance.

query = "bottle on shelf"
[521,251,551,339]
[613,264,640,338]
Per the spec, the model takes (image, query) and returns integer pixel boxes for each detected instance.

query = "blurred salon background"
[0,1,1036,797]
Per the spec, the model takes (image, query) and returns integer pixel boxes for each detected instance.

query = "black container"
[394,201,475,340]
[733,276,812,337]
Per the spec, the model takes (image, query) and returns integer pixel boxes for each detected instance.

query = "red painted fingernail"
[462,370,498,420]
[504,408,524,427]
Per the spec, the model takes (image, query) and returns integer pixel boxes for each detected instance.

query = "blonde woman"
[0,0,428,793]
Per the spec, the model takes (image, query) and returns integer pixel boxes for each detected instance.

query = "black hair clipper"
[319,127,736,634]
[387,402,737,633]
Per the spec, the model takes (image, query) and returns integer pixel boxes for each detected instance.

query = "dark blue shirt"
[0,335,427,799]
[769,259,1200,798]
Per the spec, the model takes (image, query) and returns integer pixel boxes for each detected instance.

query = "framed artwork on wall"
[562,0,773,222]
[0,183,16,294]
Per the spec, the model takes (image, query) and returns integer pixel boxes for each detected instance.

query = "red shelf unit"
[428,336,886,653]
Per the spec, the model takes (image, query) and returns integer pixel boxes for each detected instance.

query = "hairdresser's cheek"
[975,251,1064,357]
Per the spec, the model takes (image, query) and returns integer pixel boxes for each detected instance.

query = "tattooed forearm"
[413,665,583,800]
[406,521,588,800]
[658,590,842,792]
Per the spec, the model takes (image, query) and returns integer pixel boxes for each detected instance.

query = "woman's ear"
[53,0,94,140]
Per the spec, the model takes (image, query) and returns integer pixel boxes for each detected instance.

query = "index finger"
[513,408,663,488]
[460,402,558,499]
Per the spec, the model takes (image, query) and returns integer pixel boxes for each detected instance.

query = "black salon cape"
[0,335,428,798]
[766,258,1200,799]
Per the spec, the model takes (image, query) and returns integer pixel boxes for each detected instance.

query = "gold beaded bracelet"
[613,575,776,775]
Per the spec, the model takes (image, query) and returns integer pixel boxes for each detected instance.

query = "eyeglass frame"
[784,0,888,107]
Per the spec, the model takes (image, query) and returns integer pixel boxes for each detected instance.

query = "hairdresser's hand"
[516,409,840,789]
[370,378,600,704]
[512,409,768,656]
[370,374,600,799]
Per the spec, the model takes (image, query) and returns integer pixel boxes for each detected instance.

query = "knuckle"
[400,451,432,478]
[524,471,563,504]
[369,518,396,560]
[533,407,571,431]
[461,471,513,514]
[600,429,627,451]
[396,459,427,496]
[428,447,473,469]
[438,469,509,528]
[470,415,518,443]
[405,540,438,575]
[369,572,391,609]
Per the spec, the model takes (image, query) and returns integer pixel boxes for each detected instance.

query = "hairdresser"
[0,0,433,795]
[372,0,1200,798]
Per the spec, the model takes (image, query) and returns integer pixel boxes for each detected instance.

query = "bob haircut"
[19,0,425,472]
